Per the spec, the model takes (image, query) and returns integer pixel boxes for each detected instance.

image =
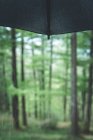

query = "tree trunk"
[81,68,86,121]
[63,96,67,121]
[12,95,19,129]
[2,57,10,110]
[63,38,69,121]
[81,91,86,121]
[22,95,27,126]
[21,34,25,82]
[84,31,93,133]
[32,45,38,118]
[0,53,9,111]
[48,38,53,117]
[21,33,27,126]
[11,28,19,129]
[41,69,45,119]
[71,33,79,136]
[40,37,46,119]
[39,68,45,119]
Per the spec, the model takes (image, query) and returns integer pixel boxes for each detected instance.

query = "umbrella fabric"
[0,0,93,35]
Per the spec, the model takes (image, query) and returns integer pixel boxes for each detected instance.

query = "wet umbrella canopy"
[0,0,93,36]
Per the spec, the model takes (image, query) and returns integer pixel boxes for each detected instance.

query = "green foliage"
[0,27,93,138]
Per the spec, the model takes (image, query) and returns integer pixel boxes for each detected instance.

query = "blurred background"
[0,27,93,140]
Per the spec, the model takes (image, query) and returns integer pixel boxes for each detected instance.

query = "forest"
[0,27,93,140]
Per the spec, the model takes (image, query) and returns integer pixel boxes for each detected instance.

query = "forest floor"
[0,113,93,140]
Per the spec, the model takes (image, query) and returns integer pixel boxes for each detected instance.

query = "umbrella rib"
[47,0,51,38]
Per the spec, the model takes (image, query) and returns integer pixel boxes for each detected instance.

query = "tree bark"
[0,53,9,111]
[63,96,67,121]
[63,38,69,121]
[48,38,53,117]
[32,45,38,118]
[12,95,19,129]
[21,33,27,126]
[81,68,86,121]
[21,34,25,81]
[11,28,19,129]
[2,56,10,110]
[39,37,46,119]
[22,95,27,126]
[71,33,79,136]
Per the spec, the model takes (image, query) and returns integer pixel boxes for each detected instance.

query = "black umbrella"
[0,0,93,36]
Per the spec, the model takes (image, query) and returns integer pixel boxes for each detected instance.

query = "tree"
[21,32,27,126]
[0,52,9,111]
[11,28,20,129]
[63,35,69,121]
[71,33,79,136]
[39,36,46,119]
[32,44,38,118]
[0,28,10,111]
[84,31,93,133]
[81,68,87,121]
[48,37,53,117]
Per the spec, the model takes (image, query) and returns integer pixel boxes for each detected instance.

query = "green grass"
[0,121,68,140]
[0,114,93,140]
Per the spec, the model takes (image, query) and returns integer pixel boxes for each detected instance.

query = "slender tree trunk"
[63,96,67,121]
[71,33,79,136]
[48,38,53,117]
[38,70,44,119]
[0,52,9,111]
[32,46,38,118]
[81,91,86,121]
[38,70,43,119]
[34,93,38,118]
[40,37,46,119]
[21,33,27,126]
[12,95,19,129]
[49,38,53,90]
[81,68,86,121]
[84,31,93,133]
[22,95,27,126]
[41,69,45,119]
[21,34,25,82]
[0,53,9,111]
[2,57,9,110]
[39,67,45,119]
[11,28,19,129]
[63,38,69,121]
